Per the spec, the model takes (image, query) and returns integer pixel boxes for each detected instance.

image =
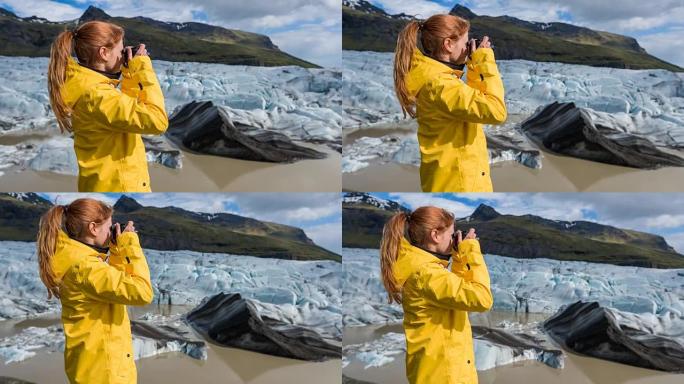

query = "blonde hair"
[393,14,470,118]
[37,198,113,299]
[380,206,455,303]
[48,21,124,132]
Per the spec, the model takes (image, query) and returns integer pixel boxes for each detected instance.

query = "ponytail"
[37,205,66,299]
[393,20,421,119]
[36,198,114,299]
[48,21,125,133]
[48,30,75,133]
[380,211,410,304]
[379,206,456,304]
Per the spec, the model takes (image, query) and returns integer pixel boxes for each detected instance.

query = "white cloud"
[270,22,341,67]
[303,220,342,254]
[372,0,449,18]
[1,0,83,20]
[387,193,475,217]
[665,232,684,254]
[41,193,119,206]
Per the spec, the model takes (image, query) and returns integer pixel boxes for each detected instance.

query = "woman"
[394,15,507,192]
[37,198,154,384]
[380,206,493,384]
[48,20,168,192]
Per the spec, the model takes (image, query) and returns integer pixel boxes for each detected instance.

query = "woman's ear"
[98,46,108,62]
[87,221,98,237]
[442,38,453,54]
[429,228,440,244]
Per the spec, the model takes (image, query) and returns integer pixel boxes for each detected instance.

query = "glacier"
[0,241,342,364]
[342,50,684,172]
[0,241,342,335]
[343,324,564,371]
[0,56,343,174]
[342,247,684,371]
[343,247,684,326]
[0,315,208,365]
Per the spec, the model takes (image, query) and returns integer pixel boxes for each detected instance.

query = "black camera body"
[110,223,124,244]
[121,45,150,67]
[467,38,480,57]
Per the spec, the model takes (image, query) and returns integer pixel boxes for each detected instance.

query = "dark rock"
[166,101,327,163]
[185,293,341,361]
[142,135,183,169]
[130,319,207,360]
[543,301,684,372]
[520,102,684,169]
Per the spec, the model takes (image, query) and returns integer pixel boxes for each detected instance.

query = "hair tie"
[71,29,78,39]
[405,211,411,223]
[62,204,69,214]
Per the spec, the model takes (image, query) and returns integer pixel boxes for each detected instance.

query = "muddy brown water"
[342,311,682,384]
[0,304,341,384]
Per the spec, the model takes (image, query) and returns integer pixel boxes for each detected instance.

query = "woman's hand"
[114,221,136,238]
[454,228,478,249]
[125,44,148,62]
[470,36,491,53]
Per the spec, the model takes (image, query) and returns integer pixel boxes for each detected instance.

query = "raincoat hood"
[393,237,449,287]
[406,49,464,100]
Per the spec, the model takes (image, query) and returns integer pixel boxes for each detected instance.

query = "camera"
[121,45,150,67]
[110,222,124,244]
[466,38,480,57]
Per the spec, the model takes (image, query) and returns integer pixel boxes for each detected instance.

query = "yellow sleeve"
[419,239,493,312]
[84,56,168,135]
[75,232,154,305]
[431,48,507,124]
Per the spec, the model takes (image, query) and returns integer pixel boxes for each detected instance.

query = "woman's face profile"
[445,33,470,65]
[100,39,124,73]
[90,216,113,247]
[432,225,455,254]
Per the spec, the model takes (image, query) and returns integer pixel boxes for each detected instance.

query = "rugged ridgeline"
[342,0,682,71]
[0,193,339,261]
[342,192,409,248]
[342,192,684,268]
[0,5,315,67]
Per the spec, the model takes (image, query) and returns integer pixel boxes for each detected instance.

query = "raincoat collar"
[393,237,449,287]
[406,48,464,98]
[66,57,120,86]
[77,62,121,80]
[56,230,108,258]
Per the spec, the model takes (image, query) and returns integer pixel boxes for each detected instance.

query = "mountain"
[0,5,316,67]
[342,1,682,71]
[342,193,684,268]
[342,192,409,248]
[0,193,340,261]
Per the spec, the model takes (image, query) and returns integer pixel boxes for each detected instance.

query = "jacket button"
[127,354,130,357]
[467,360,471,364]
[143,182,147,186]
[481,172,485,176]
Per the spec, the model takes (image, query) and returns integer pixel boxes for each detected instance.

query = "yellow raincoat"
[62,55,168,192]
[51,231,154,384]
[393,237,493,384]
[406,48,507,192]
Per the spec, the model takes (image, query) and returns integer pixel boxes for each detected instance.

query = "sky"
[369,192,684,254]
[39,192,342,254]
[0,0,341,68]
[364,0,684,67]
